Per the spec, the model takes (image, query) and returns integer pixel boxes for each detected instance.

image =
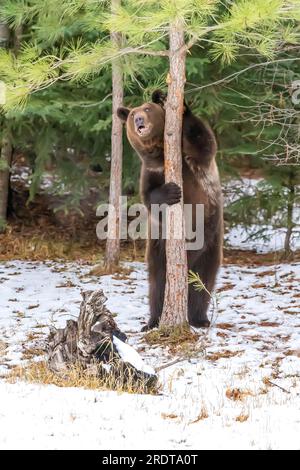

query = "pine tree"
[0,21,12,231]
[160,18,188,326]
[0,0,299,307]
[215,54,300,256]
[104,0,124,272]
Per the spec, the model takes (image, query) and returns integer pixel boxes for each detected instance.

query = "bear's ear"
[151,89,167,106]
[117,107,130,122]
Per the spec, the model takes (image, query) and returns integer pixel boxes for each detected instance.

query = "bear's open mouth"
[136,124,151,136]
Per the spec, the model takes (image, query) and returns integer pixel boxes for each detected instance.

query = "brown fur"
[117,91,223,330]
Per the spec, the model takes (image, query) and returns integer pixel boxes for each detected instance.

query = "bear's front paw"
[149,182,182,206]
[162,182,182,206]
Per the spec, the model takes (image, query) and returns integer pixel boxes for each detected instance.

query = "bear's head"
[117,90,166,169]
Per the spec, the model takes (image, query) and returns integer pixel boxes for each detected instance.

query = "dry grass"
[6,360,159,395]
[225,388,253,401]
[236,413,249,422]
[22,347,45,361]
[216,323,234,330]
[223,248,300,266]
[190,407,209,423]
[207,350,243,361]
[0,340,8,356]
[0,227,101,262]
[0,224,145,263]
[2,223,300,265]
[144,323,201,355]
[88,263,133,278]
[161,412,179,420]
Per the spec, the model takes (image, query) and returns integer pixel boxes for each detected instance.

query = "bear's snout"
[133,112,152,137]
[135,115,144,128]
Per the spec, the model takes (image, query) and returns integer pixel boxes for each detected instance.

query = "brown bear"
[117,90,223,330]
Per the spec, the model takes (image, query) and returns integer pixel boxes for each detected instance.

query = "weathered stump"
[47,290,157,389]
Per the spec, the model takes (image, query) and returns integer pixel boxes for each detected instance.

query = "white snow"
[223,178,300,253]
[0,260,299,450]
[113,335,156,376]
[10,166,55,191]
[225,224,300,253]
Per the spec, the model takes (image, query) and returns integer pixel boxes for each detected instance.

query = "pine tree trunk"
[13,25,22,54]
[160,19,188,326]
[284,171,295,256]
[0,22,12,231]
[104,0,123,272]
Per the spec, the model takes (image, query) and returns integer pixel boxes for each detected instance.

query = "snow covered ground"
[0,260,299,450]
[226,224,300,253]
[223,178,300,253]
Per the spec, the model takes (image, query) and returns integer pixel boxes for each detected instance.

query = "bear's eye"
[131,112,135,118]
[145,107,150,112]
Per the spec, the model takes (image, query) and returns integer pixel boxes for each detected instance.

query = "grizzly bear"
[117,90,223,330]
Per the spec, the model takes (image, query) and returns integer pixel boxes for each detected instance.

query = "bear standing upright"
[117,90,223,330]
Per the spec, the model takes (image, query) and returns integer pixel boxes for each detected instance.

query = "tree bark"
[47,289,127,372]
[104,0,124,272]
[0,131,12,225]
[0,22,12,230]
[0,22,9,48]
[160,19,188,326]
[13,25,22,54]
[284,171,295,256]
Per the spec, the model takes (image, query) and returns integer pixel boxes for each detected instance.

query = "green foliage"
[0,158,9,171]
[188,270,207,293]
[0,0,299,245]
[1,0,300,108]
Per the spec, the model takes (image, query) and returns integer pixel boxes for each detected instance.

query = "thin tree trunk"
[0,131,12,225]
[104,0,123,272]
[13,25,22,54]
[0,22,12,230]
[284,171,295,256]
[0,22,9,48]
[160,19,188,326]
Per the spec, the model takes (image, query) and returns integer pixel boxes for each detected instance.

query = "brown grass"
[236,413,249,422]
[226,388,253,401]
[161,412,179,420]
[190,407,209,423]
[6,360,159,395]
[216,323,234,330]
[223,249,300,266]
[216,331,229,339]
[216,282,236,292]
[0,224,145,263]
[0,227,101,262]
[259,321,281,327]
[144,323,200,355]
[88,263,133,278]
[207,350,243,361]
[283,349,300,358]
[0,340,7,355]
[22,347,45,360]
[2,223,300,265]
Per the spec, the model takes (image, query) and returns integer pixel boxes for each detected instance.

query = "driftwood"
[47,290,157,388]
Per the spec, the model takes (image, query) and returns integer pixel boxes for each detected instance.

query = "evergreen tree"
[160,18,188,326]
[1,0,299,323]
[212,53,300,256]
[104,0,124,273]
[0,21,12,231]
